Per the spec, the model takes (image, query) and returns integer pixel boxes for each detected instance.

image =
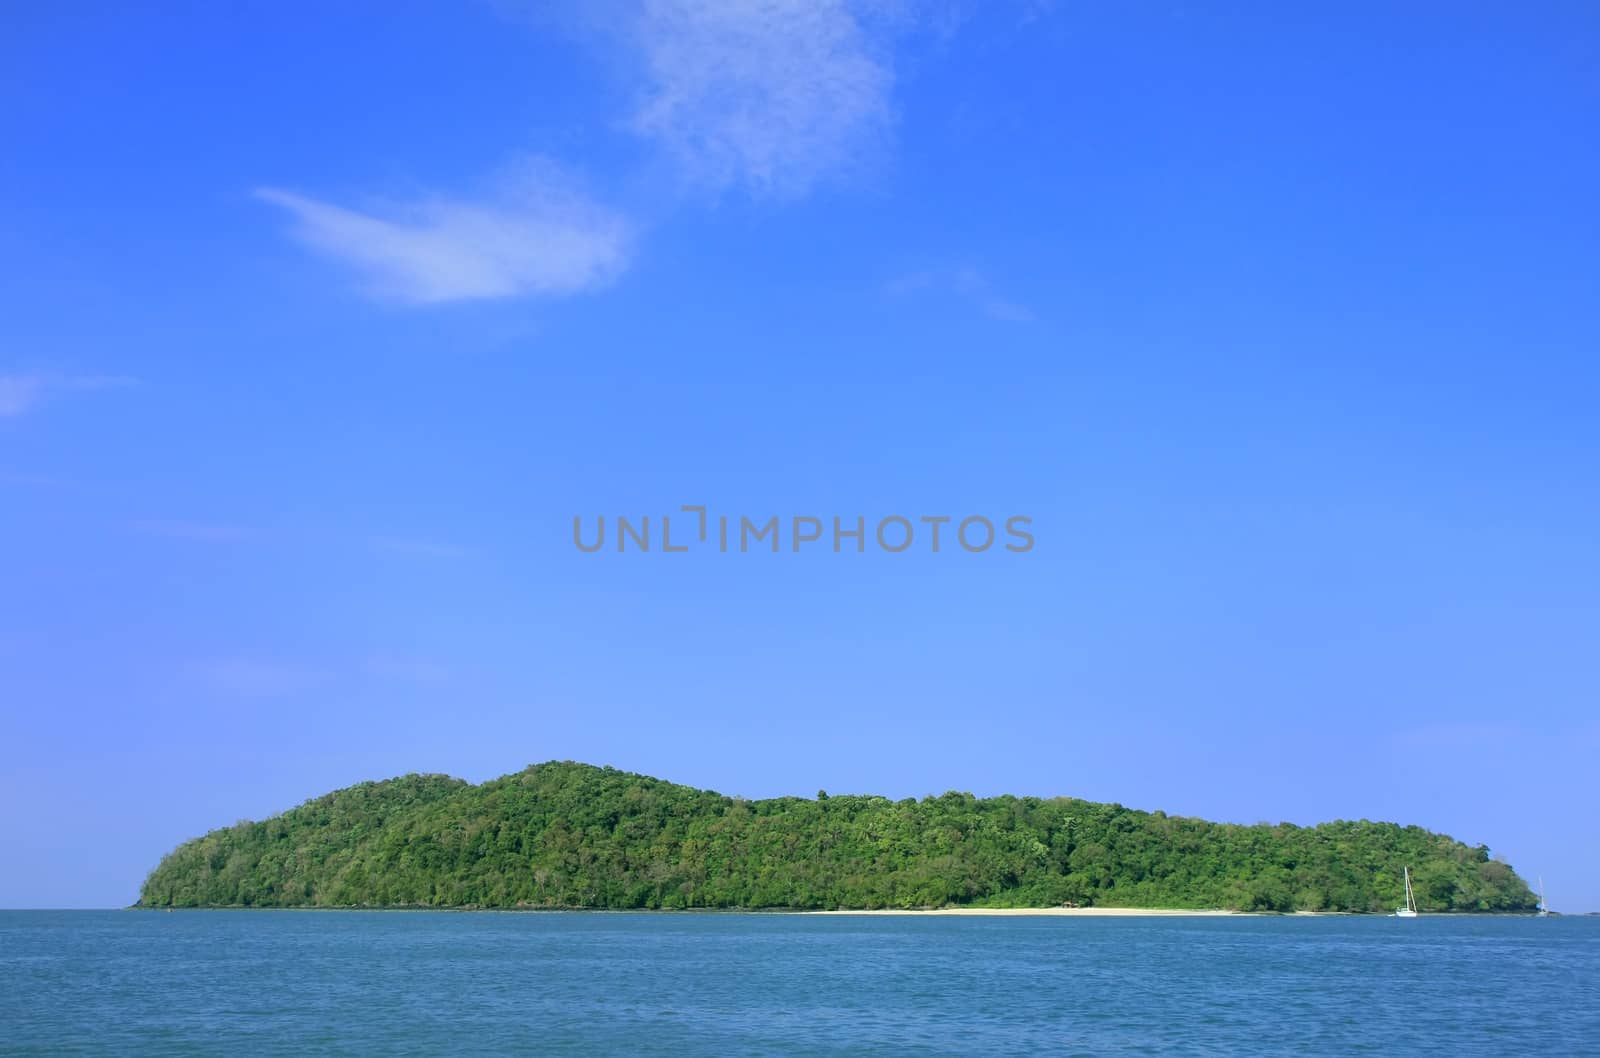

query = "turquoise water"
[2,911,1596,1056]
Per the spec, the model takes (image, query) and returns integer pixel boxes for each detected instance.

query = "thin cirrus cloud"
[0,376,44,417]
[0,373,133,418]
[259,2,900,304]
[626,0,893,197]
[255,162,632,305]
[887,267,1035,322]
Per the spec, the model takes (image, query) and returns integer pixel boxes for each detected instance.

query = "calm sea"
[2,911,1596,1056]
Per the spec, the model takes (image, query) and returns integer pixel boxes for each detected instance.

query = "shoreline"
[806,907,1246,917]
[115,905,1561,916]
[123,904,1351,916]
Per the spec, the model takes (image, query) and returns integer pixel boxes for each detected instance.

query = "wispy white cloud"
[628,0,893,197]
[256,159,631,304]
[259,3,919,301]
[0,376,45,417]
[887,266,1034,321]
[0,373,133,418]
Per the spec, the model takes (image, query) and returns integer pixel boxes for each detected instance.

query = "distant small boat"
[1537,877,1550,917]
[1395,866,1418,918]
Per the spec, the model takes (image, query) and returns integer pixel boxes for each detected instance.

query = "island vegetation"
[138,761,1537,913]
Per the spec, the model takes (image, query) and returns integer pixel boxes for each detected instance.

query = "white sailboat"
[1395,866,1418,917]
[1537,877,1549,917]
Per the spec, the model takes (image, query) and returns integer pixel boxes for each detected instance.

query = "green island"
[138,761,1536,913]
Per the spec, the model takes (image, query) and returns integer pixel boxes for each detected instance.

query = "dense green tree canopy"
[138,762,1536,913]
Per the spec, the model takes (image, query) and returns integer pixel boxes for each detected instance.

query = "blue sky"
[2,2,1596,911]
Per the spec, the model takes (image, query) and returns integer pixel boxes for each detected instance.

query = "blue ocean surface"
[2,911,1596,1056]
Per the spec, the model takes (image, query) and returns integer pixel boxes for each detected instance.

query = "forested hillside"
[138,762,1536,912]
